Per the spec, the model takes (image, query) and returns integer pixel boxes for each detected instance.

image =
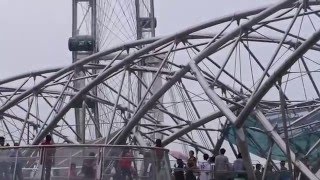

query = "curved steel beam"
[3,1,320,110]
[0,37,160,113]
[162,104,240,146]
[3,0,295,115]
[189,61,256,179]
[28,3,284,145]
[0,67,63,85]
[234,28,320,128]
[2,32,318,88]
[255,110,319,180]
[113,0,294,145]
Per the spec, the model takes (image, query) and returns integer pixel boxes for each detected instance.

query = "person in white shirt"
[214,148,229,171]
[233,153,245,171]
[214,148,229,180]
[233,153,246,178]
[198,154,211,180]
[208,156,215,180]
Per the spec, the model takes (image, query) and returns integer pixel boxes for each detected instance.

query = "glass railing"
[171,168,292,180]
[0,144,171,180]
[171,168,248,180]
[170,161,293,180]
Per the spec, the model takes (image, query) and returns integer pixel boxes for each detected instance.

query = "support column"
[212,123,229,156]
[71,0,99,142]
[80,101,86,144]
[90,0,101,139]
[262,143,273,180]
[135,0,161,142]
[278,80,293,176]
[189,61,256,180]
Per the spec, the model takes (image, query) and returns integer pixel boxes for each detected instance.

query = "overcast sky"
[0,0,278,78]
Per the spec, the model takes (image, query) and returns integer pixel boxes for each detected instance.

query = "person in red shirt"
[40,134,55,180]
[119,148,133,180]
[68,163,77,179]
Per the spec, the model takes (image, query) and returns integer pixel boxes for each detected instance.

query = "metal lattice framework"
[2,0,320,179]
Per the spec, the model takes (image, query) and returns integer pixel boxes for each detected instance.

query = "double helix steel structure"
[2,0,320,179]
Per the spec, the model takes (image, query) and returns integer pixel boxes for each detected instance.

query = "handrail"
[0,144,169,152]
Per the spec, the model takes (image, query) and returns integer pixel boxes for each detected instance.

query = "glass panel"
[2,145,170,180]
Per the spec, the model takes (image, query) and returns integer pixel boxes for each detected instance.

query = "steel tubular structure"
[2,0,320,179]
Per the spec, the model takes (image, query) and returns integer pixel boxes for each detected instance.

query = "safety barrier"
[0,144,171,180]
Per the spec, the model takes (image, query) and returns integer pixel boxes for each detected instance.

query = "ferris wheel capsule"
[68,35,95,52]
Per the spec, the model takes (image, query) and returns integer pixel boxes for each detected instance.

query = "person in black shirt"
[174,159,185,180]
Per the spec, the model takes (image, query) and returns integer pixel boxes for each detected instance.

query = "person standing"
[155,139,165,179]
[40,134,56,180]
[187,150,197,169]
[255,164,262,180]
[119,148,133,180]
[198,154,211,180]
[155,139,164,170]
[68,163,77,179]
[0,137,9,180]
[174,159,185,180]
[82,152,96,180]
[279,160,290,180]
[280,161,288,171]
[233,153,246,178]
[214,148,229,180]
[186,150,197,180]
[208,156,215,180]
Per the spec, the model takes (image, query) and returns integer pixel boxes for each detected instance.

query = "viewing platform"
[0,144,296,180]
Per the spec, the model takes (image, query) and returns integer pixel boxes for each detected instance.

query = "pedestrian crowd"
[172,148,293,180]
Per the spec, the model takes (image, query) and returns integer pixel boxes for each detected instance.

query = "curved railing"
[0,144,171,180]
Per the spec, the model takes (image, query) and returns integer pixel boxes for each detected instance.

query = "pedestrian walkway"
[0,144,171,180]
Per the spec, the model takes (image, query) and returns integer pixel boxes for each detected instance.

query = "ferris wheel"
[2,0,320,179]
